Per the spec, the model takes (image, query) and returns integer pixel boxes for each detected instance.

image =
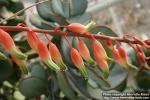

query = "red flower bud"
[134,37,150,48]
[117,45,138,70]
[111,48,128,69]
[67,23,87,34]
[0,29,27,59]
[0,29,15,51]
[105,40,114,50]
[37,40,49,60]
[117,45,127,62]
[137,52,150,70]
[49,42,67,70]
[78,39,95,64]
[26,30,39,51]
[37,39,60,71]
[92,39,107,59]
[70,48,88,78]
[112,48,120,61]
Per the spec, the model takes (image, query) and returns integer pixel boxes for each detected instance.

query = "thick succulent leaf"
[36,0,53,21]
[67,70,92,98]
[102,63,128,91]
[48,74,60,98]
[51,0,64,17]
[61,0,70,18]
[19,77,48,98]
[51,0,87,18]
[7,64,21,85]
[30,62,48,81]
[87,67,111,88]
[0,0,9,7]
[30,14,54,30]
[61,37,74,66]
[75,97,88,100]
[6,0,24,13]
[0,59,13,82]
[87,85,102,99]
[67,13,91,25]
[57,71,76,99]
[136,70,150,90]
[69,0,87,17]
[36,0,67,25]
[90,26,118,37]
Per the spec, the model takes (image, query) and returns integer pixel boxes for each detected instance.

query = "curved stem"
[0,26,149,45]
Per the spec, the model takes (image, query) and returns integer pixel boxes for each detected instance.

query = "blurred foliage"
[0,0,150,100]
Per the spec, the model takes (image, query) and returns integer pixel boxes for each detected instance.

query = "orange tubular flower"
[117,45,128,62]
[92,39,109,78]
[37,39,60,72]
[0,29,26,60]
[70,48,88,79]
[92,39,108,59]
[49,42,67,70]
[26,29,39,51]
[78,39,95,65]
[93,48,109,78]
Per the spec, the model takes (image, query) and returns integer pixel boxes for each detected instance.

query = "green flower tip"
[0,52,8,60]
[86,20,96,31]
[59,61,68,71]
[12,49,27,60]
[45,59,60,72]
[102,67,109,79]
[87,58,97,66]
